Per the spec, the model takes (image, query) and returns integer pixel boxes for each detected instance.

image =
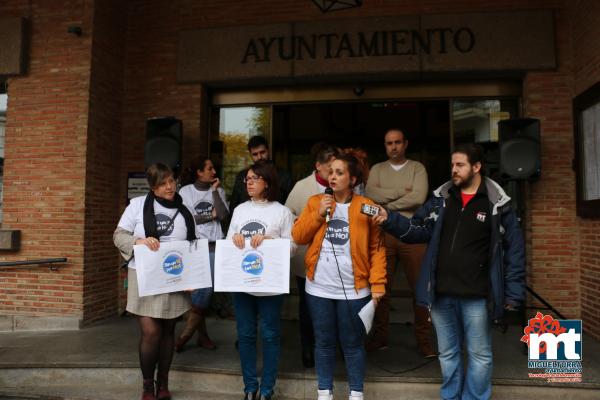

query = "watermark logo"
[522,312,583,383]
[521,312,582,361]
[162,252,184,276]
[241,252,264,276]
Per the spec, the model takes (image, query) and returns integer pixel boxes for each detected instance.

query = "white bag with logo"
[214,238,290,294]
[133,239,212,297]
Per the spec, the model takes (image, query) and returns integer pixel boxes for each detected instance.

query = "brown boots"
[175,306,216,352]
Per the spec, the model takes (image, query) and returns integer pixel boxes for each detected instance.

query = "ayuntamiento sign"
[177,11,555,84]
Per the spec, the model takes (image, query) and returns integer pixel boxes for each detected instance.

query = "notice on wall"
[128,172,150,203]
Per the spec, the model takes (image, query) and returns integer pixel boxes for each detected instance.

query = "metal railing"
[0,257,67,271]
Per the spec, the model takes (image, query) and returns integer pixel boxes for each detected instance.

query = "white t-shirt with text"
[306,203,371,300]
[179,184,227,242]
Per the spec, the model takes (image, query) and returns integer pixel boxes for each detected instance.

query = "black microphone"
[324,187,333,223]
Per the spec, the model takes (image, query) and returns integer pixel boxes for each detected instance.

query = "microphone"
[324,187,333,223]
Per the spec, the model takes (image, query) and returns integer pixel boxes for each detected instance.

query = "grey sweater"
[365,159,428,218]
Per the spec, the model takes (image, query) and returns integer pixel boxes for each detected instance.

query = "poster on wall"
[128,172,150,204]
[133,239,212,297]
[214,239,290,294]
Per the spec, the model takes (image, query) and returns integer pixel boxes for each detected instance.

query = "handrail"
[0,257,67,271]
[526,285,566,320]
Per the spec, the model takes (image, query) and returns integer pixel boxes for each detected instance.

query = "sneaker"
[349,390,364,400]
[317,389,333,400]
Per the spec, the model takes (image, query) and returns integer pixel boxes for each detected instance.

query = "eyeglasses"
[243,176,263,184]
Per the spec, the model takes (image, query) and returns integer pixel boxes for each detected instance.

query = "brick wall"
[1,0,597,339]
[522,6,581,319]
[570,0,600,340]
[0,0,93,326]
[82,0,127,324]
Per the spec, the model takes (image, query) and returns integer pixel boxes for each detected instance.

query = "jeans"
[233,292,284,397]
[430,296,492,400]
[296,276,315,350]
[306,293,370,393]
[190,250,215,308]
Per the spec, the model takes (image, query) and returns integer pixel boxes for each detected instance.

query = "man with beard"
[229,135,293,212]
[373,143,525,400]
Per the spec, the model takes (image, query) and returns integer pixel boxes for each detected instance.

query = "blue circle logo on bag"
[156,213,175,236]
[163,253,184,275]
[325,219,349,246]
[240,221,266,239]
[241,252,264,276]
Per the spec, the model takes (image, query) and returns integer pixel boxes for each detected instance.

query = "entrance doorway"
[271,101,450,191]
[209,93,520,297]
[210,96,520,198]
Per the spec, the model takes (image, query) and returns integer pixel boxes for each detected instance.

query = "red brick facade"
[571,0,600,340]
[0,0,598,339]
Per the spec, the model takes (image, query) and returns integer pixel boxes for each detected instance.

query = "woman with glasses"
[292,154,386,400]
[226,160,296,400]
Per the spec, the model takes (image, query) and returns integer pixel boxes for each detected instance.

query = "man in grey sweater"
[364,129,435,357]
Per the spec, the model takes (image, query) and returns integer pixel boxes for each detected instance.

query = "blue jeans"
[306,293,370,393]
[430,296,492,400]
[233,293,284,397]
[190,250,215,308]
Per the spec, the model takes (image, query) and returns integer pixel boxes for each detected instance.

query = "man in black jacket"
[229,136,293,212]
[374,143,525,400]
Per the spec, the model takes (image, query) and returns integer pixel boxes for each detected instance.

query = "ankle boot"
[141,378,156,400]
[156,377,171,400]
[196,309,216,350]
[175,309,202,352]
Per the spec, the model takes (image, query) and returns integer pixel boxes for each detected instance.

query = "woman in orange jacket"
[292,153,386,400]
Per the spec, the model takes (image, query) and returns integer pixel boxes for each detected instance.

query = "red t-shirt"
[461,192,476,208]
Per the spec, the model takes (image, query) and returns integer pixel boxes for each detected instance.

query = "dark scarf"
[143,191,196,241]
[315,171,329,188]
[194,180,212,190]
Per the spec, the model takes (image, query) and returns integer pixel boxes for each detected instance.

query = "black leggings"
[137,316,177,382]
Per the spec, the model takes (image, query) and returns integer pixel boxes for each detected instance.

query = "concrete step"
[1,368,599,400]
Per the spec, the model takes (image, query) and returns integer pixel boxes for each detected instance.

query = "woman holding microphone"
[227,160,296,400]
[292,154,386,400]
[176,156,229,351]
[113,163,196,400]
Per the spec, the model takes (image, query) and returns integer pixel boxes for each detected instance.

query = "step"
[1,368,599,400]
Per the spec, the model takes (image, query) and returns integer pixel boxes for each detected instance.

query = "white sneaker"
[349,390,364,400]
[317,389,333,400]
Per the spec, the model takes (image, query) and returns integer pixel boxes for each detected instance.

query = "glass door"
[210,106,272,197]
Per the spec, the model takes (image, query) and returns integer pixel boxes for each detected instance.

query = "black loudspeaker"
[499,118,541,180]
[144,117,182,171]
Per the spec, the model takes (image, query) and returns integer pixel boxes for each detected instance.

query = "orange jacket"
[291,193,387,294]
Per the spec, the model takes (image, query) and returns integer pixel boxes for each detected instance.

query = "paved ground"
[0,298,598,399]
